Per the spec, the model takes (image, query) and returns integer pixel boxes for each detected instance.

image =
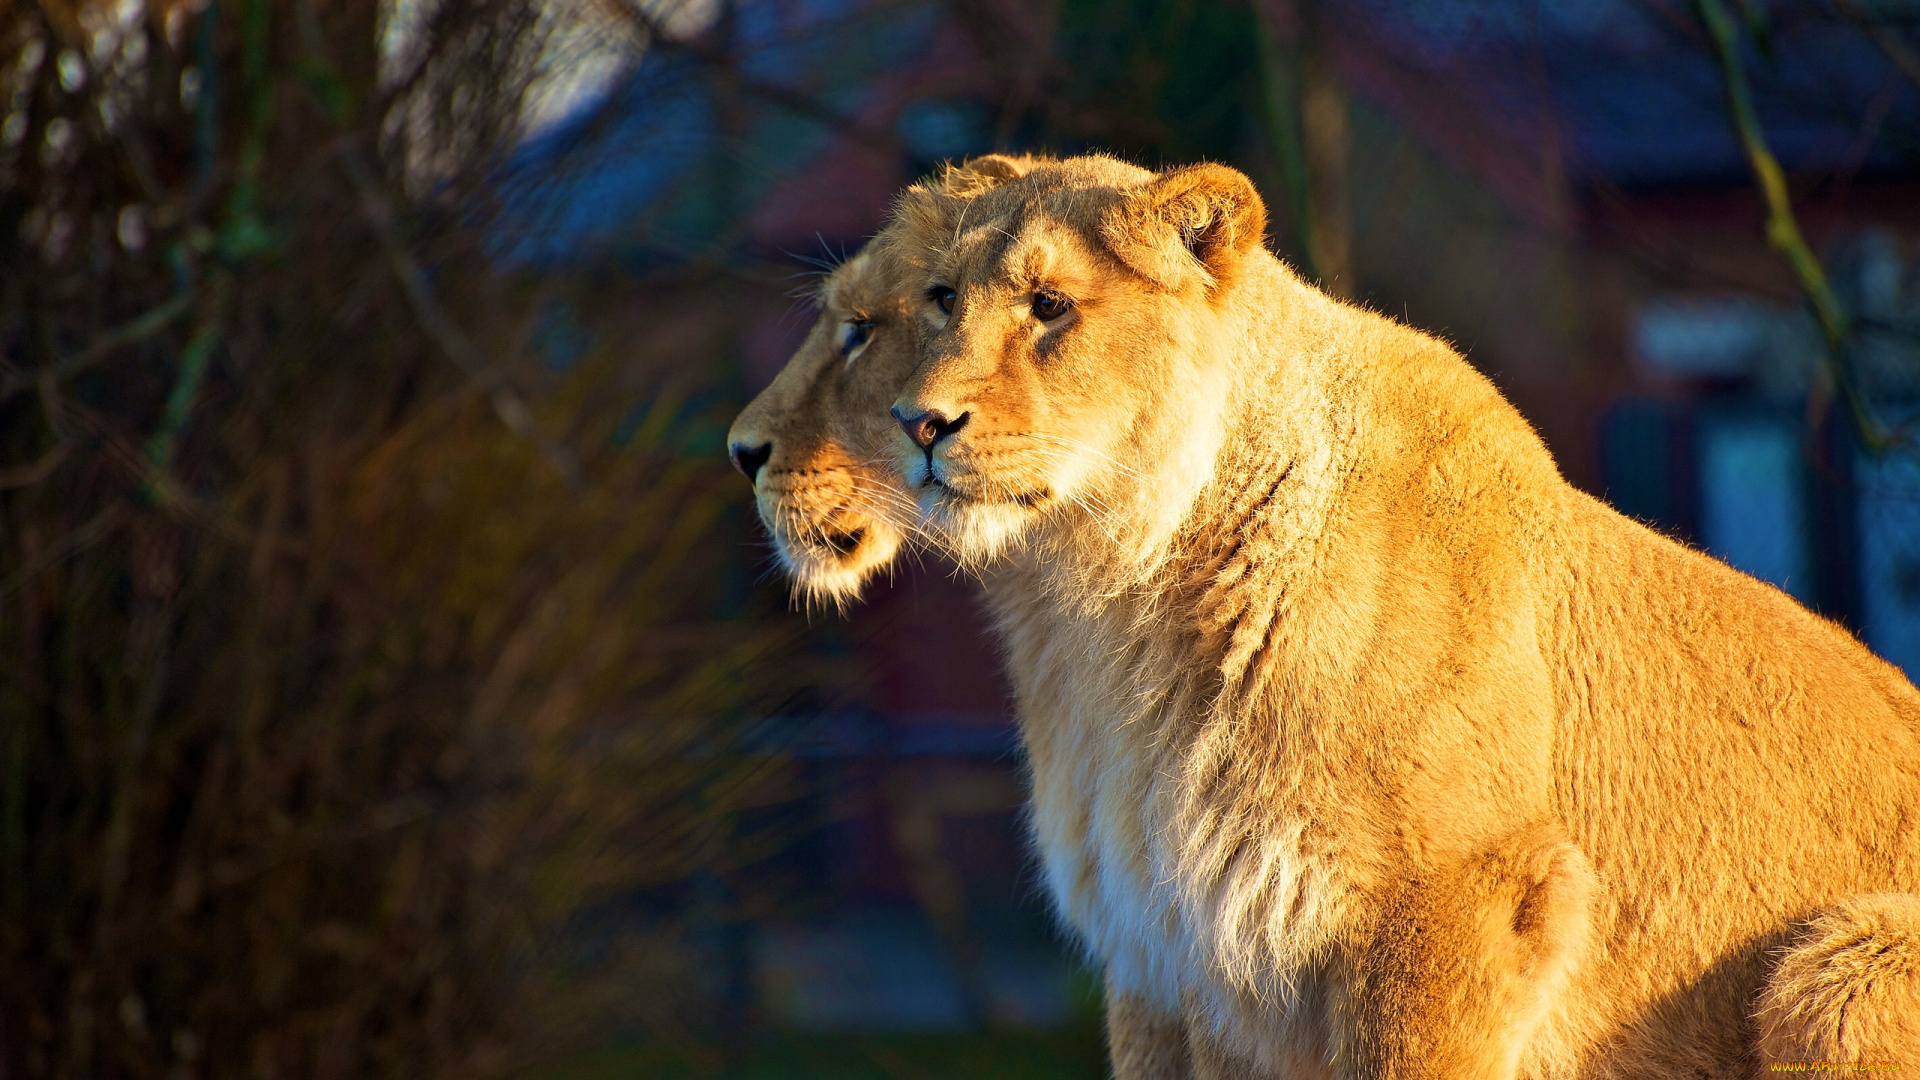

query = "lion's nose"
[891,406,969,450]
[730,441,772,483]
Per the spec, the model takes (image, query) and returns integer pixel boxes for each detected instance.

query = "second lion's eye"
[927,286,956,315]
[1031,290,1073,322]
[839,318,874,356]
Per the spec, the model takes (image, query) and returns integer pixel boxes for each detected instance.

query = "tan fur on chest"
[995,576,1346,1071]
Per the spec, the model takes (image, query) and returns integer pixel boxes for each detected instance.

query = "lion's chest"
[1016,666,1332,1033]
[989,575,1338,1047]
[1023,687,1191,1008]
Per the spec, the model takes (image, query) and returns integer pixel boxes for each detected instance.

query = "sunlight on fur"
[726,156,1042,611]
[727,248,911,613]
[732,153,1920,1079]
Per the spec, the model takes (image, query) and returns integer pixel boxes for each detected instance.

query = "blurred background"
[2,0,1918,1077]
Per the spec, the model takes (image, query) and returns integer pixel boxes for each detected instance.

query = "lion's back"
[1533,489,1920,1060]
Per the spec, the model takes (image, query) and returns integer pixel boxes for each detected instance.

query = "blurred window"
[1696,413,1811,603]
[1859,450,1920,679]
[1634,297,1772,380]
[1600,399,1679,530]
[1631,295,1820,402]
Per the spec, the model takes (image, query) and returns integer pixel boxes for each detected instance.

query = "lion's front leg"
[1105,973,1192,1080]
[1331,827,1595,1080]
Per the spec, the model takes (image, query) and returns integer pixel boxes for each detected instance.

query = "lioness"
[728,153,1201,1072]
[727,243,916,610]
[729,157,1920,1075]
[862,155,1920,1077]
[728,155,1042,609]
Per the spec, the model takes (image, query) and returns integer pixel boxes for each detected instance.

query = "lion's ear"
[935,153,1041,197]
[954,153,1036,183]
[883,185,955,261]
[892,155,1047,247]
[1100,163,1267,291]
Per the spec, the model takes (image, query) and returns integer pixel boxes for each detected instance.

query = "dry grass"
[0,2,809,1076]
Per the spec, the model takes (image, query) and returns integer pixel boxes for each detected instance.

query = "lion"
[725,242,917,610]
[727,152,1201,1071]
[729,154,1920,1076]
[867,154,1920,1078]
[725,154,1042,609]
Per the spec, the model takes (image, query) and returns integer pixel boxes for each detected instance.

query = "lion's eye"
[839,318,874,356]
[927,286,956,316]
[1031,290,1073,322]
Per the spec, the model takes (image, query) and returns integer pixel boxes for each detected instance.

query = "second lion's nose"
[891,406,969,450]
[730,441,772,483]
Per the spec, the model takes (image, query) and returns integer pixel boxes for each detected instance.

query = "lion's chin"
[773,522,901,610]
[917,486,1039,566]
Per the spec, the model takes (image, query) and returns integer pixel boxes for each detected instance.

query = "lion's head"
[879,156,1270,575]
[726,154,1044,607]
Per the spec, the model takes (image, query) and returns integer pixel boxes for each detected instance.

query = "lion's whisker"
[1014,431,1153,484]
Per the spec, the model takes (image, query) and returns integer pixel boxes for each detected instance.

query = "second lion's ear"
[1100,163,1267,292]
[955,153,1037,183]
[937,153,1042,197]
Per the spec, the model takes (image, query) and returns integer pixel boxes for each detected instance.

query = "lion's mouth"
[820,527,866,556]
[774,519,869,562]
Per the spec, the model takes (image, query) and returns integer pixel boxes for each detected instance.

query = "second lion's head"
[726,153,1045,608]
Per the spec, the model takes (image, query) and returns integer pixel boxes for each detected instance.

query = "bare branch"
[1696,0,1910,451]
[1833,0,1920,93]
[0,501,125,601]
[0,288,196,406]
[338,141,587,493]
[0,440,70,489]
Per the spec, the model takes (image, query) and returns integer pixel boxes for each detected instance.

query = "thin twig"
[337,143,587,492]
[1696,0,1908,451]
[0,502,126,601]
[616,2,905,155]
[0,288,195,406]
[0,441,70,489]
[145,274,231,470]
[55,399,289,551]
[1832,0,1920,93]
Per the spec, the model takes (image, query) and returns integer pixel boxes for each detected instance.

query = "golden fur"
[726,245,917,608]
[1754,894,1920,1065]
[726,155,1039,608]
[867,155,1920,1078]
